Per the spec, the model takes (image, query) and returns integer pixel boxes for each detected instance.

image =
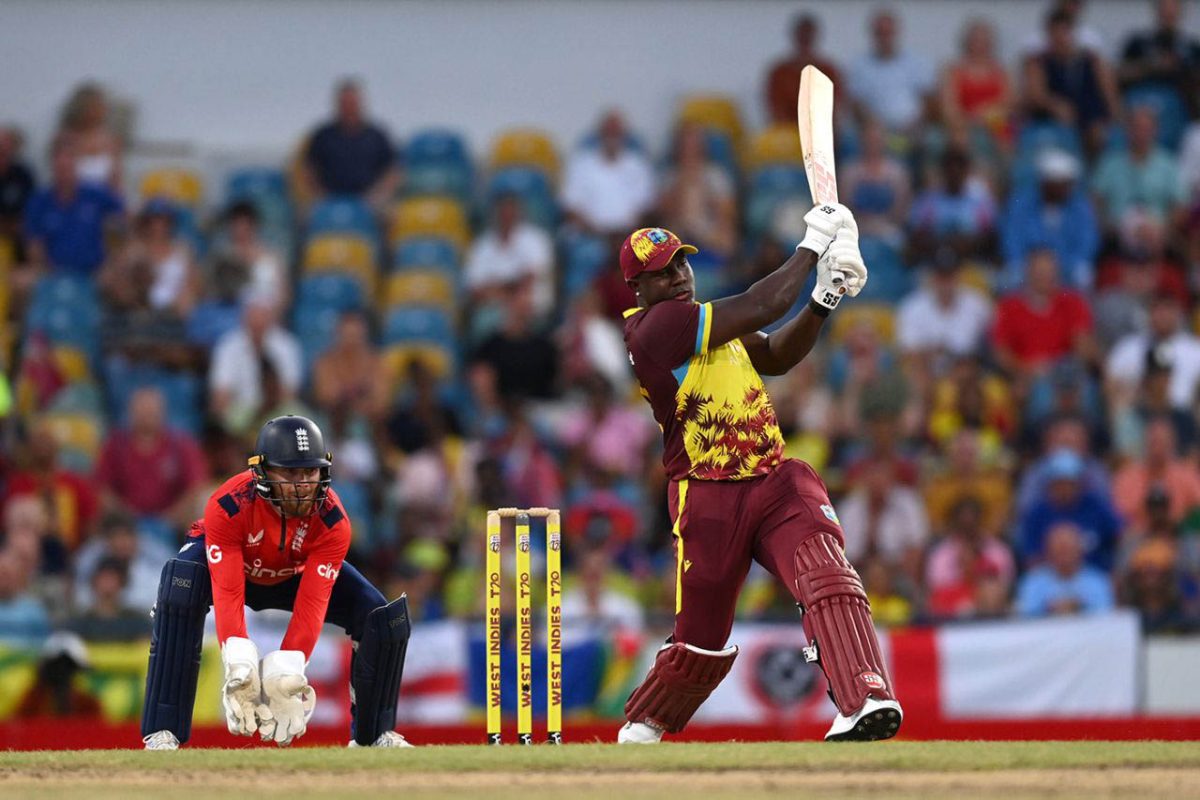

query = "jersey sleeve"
[203,494,248,646]
[630,300,712,370]
[281,512,352,658]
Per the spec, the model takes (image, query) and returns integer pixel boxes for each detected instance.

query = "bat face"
[797,65,838,205]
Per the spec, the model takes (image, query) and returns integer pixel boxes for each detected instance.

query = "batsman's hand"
[257,650,316,747]
[220,636,262,737]
[797,202,859,257]
[810,232,868,313]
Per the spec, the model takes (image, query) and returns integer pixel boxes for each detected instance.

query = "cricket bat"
[797,65,844,284]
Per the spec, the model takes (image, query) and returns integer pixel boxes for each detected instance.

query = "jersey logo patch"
[295,427,310,451]
[316,563,340,581]
[820,504,841,526]
[683,559,693,573]
[206,544,223,564]
[217,494,239,517]
[247,529,264,545]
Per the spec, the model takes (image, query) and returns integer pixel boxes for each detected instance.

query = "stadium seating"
[43,409,104,473]
[308,196,380,242]
[489,128,560,180]
[297,273,366,313]
[829,303,897,346]
[384,270,456,313]
[744,165,811,239]
[390,196,471,251]
[381,305,457,379]
[301,234,377,293]
[702,129,739,179]
[139,167,205,209]
[561,234,609,301]
[486,167,557,230]
[404,128,474,201]
[103,361,203,435]
[392,237,459,279]
[854,235,913,303]
[676,94,745,152]
[1123,84,1188,151]
[746,125,803,171]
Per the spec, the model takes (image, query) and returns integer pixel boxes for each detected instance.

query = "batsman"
[141,415,412,749]
[618,206,902,743]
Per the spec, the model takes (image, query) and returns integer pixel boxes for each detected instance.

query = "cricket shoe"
[824,697,902,742]
[143,730,180,750]
[348,731,414,748]
[617,721,664,744]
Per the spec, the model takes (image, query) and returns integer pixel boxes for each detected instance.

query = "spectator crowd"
[3,0,1200,665]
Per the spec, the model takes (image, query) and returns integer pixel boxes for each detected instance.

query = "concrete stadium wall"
[0,0,1162,165]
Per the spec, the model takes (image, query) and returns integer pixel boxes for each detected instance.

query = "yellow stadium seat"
[677,95,745,149]
[390,197,470,250]
[747,125,803,170]
[385,271,455,311]
[139,168,204,208]
[383,343,454,382]
[830,304,896,346]
[52,346,91,383]
[43,411,103,465]
[303,235,375,271]
[489,129,560,178]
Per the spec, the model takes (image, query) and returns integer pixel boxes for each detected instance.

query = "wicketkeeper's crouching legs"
[347,596,411,746]
[794,532,902,741]
[142,557,211,744]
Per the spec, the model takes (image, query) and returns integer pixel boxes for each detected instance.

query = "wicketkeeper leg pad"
[794,532,895,716]
[624,641,739,734]
[351,595,411,746]
[141,558,211,742]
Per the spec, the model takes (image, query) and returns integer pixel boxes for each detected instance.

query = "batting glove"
[810,233,868,313]
[798,202,859,257]
[220,637,262,737]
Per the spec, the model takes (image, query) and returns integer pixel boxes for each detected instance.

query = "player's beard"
[280,490,317,518]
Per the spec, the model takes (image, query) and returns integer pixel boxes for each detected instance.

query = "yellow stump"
[485,510,503,745]
[546,509,563,744]
[515,512,533,745]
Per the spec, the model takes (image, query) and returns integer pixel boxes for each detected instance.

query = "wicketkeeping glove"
[257,649,316,747]
[797,202,859,257]
[220,636,262,737]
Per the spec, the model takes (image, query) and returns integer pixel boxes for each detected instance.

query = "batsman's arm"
[741,304,827,377]
[706,247,819,350]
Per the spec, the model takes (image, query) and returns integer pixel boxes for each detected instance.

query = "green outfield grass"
[2,742,1198,800]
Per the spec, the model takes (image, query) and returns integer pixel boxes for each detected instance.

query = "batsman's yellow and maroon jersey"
[623,299,784,481]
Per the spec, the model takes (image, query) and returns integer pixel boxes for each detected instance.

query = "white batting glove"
[798,202,859,257]
[810,234,868,312]
[220,637,262,737]
[257,650,316,747]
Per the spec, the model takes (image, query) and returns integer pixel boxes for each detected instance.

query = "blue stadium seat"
[407,128,471,168]
[185,300,242,350]
[703,129,738,179]
[855,235,912,303]
[294,303,343,367]
[392,236,459,273]
[104,361,203,435]
[297,273,366,312]
[226,167,289,205]
[332,479,373,549]
[26,276,101,358]
[382,305,456,349]
[1124,84,1188,150]
[309,196,379,242]
[745,165,811,238]
[562,234,608,300]
[487,167,558,230]
[404,129,474,201]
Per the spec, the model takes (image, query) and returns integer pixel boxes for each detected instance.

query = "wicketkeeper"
[141,415,412,749]
[617,205,903,743]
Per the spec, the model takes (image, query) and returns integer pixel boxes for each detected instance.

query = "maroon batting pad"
[794,532,896,716]
[624,641,739,734]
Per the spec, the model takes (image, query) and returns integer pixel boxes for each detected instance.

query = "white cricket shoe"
[143,730,180,750]
[824,697,903,742]
[617,721,664,744]
[348,731,414,748]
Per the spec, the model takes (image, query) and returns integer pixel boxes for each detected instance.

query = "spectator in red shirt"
[3,418,98,551]
[763,14,842,126]
[95,386,207,532]
[992,248,1096,383]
